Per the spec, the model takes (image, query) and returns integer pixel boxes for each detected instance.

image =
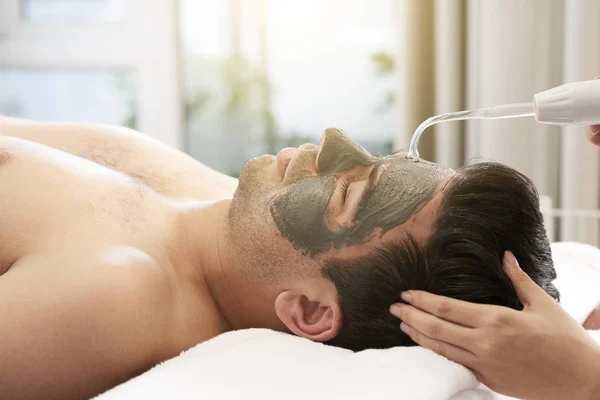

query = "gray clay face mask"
[270,128,449,257]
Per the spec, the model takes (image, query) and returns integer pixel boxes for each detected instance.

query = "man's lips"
[276,147,297,179]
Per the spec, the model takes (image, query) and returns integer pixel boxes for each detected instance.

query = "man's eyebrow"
[355,162,385,211]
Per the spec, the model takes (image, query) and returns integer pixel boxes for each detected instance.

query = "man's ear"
[274,282,342,342]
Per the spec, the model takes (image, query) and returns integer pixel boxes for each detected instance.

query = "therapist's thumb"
[585,76,600,146]
[502,251,543,307]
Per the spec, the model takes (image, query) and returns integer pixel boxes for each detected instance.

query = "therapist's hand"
[585,77,600,146]
[390,251,600,400]
[585,124,600,146]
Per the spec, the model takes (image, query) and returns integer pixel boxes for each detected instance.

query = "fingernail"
[504,251,521,270]
[400,322,412,335]
[390,304,403,318]
[401,291,413,303]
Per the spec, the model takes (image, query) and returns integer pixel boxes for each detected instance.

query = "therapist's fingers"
[584,76,600,146]
[502,251,551,307]
[399,322,476,368]
[390,303,476,350]
[583,307,600,330]
[394,290,487,327]
[585,125,600,147]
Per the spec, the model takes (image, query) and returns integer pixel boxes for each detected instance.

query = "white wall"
[560,0,600,243]
[466,0,562,199]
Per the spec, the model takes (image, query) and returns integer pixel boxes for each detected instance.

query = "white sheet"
[95,242,600,400]
[551,242,600,322]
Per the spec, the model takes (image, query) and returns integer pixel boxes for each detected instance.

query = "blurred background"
[0,0,599,244]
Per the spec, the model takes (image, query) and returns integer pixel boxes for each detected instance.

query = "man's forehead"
[380,187,448,244]
[368,153,452,190]
[323,178,450,262]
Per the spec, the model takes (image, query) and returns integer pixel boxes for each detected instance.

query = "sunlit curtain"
[394,0,600,245]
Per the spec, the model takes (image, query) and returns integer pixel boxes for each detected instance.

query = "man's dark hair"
[322,162,559,351]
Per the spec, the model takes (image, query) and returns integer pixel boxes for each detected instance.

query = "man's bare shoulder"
[0,248,180,399]
[4,247,178,352]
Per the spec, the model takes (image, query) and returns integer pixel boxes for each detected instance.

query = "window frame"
[0,0,184,149]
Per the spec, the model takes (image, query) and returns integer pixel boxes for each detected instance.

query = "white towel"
[95,328,488,400]
[95,242,600,400]
[551,242,600,323]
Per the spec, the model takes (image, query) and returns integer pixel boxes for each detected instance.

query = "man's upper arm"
[0,117,187,189]
[0,116,144,154]
[0,260,168,400]
[0,116,238,198]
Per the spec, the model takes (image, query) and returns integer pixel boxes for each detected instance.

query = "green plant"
[371,51,396,112]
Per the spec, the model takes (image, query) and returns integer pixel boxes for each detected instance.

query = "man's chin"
[237,154,277,191]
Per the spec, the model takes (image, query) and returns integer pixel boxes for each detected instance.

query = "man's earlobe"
[275,290,342,342]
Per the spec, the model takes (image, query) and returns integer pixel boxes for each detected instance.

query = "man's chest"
[0,136,168,264]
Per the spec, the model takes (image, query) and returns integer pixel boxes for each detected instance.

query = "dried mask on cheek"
[270,176,338,256]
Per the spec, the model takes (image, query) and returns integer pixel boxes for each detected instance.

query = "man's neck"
[173,198,287,333]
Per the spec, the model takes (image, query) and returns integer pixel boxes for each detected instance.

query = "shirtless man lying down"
[0,117,558,399]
